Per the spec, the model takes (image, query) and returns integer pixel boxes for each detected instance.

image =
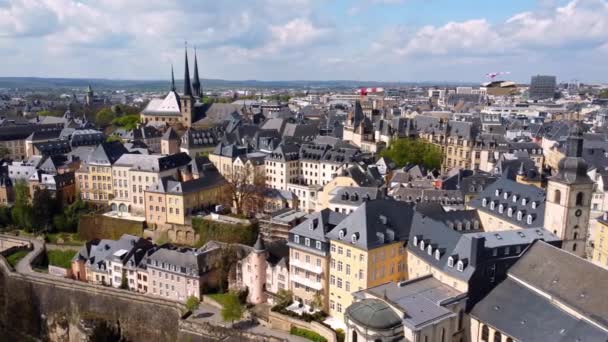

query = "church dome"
[346,299,402,330]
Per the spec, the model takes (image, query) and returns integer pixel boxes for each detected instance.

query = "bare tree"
[220,162,266,216]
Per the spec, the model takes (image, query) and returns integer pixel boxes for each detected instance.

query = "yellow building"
[592,212,608,268]
[75,141,128,203]
[145,168,226,227]
[325,200,413,321]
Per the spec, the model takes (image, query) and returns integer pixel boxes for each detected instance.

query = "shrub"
[47,249,78,269]
[185,296,200,312]
[335,328,345,342]
[290,327,327,342]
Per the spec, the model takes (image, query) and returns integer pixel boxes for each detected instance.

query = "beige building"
[110,153,191,216]
[76,141,128,203]
[287,209,346,312]
[325,200,412,321]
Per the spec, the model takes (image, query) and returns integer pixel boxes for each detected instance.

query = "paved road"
[189,303,309,342]
[15,238,44,274]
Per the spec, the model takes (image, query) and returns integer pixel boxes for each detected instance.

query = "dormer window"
[351,233,359,244]
[503,192,509,200]
[498,204,504,213]
[420,240,425,250]
[526,215,533,225]
[490,201,495,210]
[517,211,523,221]
[434,249,441,260]
[447,256,455,267]
[531,201,537,209]
[495,189,500,197]
[305,238,310,247]
[427,245,433,255]
[294,235,300,243]
[456,260,464,272]
[338,229,346,239]
[521,198,527,206]
[507,208,513,217]
[512,195,518,203]
[413,236,418,246]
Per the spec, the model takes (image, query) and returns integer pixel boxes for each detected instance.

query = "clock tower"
[544,124,593,257]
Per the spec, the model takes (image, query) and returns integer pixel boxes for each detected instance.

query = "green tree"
[11,181,33,230]
[599,89,608,99]
[95,108,116,127]
[53,196,89,233]
[275,289,293,308]
[120,271,129,290]
[220,293,244,324]
[0,146,10,159]
[380,138,443,170]
[32,188,59,233]
[185,296,200,312]
[310,292,323,312]
[111,115,140,130]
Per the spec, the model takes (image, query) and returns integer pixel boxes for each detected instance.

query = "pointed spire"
[253,234,266,252]
[183,41,192,97]
[170,64,176,92]
[192,46,201,98]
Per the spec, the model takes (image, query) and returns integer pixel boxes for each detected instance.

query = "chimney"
[469,236,485,266]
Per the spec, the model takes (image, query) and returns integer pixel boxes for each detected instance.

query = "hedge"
[290,327,327,342]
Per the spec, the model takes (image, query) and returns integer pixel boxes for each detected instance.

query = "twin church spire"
[173,42,202,98]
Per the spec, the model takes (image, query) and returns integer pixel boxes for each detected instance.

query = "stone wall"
[78,213,144,241]
[0,255,183,341]
[269,311,338,342]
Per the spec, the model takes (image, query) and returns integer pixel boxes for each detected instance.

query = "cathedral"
[140,46,204,128]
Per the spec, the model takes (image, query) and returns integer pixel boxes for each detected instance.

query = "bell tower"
[180,43,194,127]
[544,124,593,257]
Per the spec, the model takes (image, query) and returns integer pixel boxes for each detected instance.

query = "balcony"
[290,258,323,274]
[291,274,323,291]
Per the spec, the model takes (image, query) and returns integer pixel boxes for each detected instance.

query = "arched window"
[481,325,489,341]
[413,236,418,246]
[498,204,504,213]
[527,215,533,225]
[576,192,584,206]
[573,243,578,252]
[456,260,464,272]
[574,232,579,239]
[435,249,441,260]
[494,331,502,342]
[517,211,523,221]
[507,208,513,217]
[427,245,433,255]
[554,189,561,204]
[441,328,446,342]
[352,330,358,342]
[506,338,514,342]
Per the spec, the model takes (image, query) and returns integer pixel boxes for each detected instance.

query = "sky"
[0,0,607,83]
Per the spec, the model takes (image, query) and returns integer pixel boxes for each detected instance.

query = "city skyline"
[1,0,607,83]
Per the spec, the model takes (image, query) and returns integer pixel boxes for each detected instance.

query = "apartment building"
[144,164,226,227]
[592,212,608,268]
[287,209,346,311]
[110,152,191,216]
[76,141,128,203]
[325,200,414,321]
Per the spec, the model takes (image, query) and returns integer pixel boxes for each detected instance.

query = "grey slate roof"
[508,241,608,329]
[468,177,546,229]
[289,208,346,242]
[326,200,414,250]
[471,278,608,342]
[346,299,402,330]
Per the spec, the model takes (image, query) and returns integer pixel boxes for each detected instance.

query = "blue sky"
[0,0,607,83]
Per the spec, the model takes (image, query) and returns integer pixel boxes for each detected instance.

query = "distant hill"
[0,77,477,91]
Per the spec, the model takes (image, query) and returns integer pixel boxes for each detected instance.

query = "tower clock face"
[575,209,582,217]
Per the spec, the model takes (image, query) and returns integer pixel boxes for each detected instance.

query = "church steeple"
[170,64,176,92]
[183,42,193,97]
[192,47,202,98]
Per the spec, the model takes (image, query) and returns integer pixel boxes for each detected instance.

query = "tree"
[0,146,10,159]
[275,289,294,308]
[37,110,63,117]
[310,292,323,312]
[185,296,200,312]
[32,188,59,233]
[52,196,89,233]
[220,164,266,216]
[11,181,33,230]
[111,115,140,130]
[599,89,608,99]
[95,108,116,127]
[220,293,244,324]
[120,271,129,290]
[380,138,442,170]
